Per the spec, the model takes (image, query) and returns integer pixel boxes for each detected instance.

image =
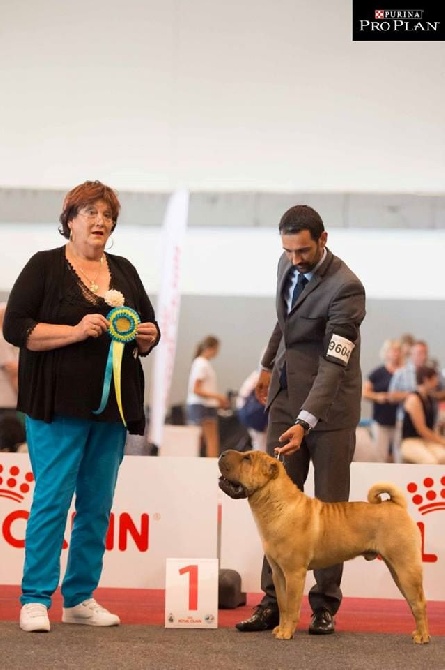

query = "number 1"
[179,564,198,610]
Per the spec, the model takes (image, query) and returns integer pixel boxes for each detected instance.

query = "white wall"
[1,0,444,407]
[4,224,445,409]
[1,224,445,301]
[0,0,444,192]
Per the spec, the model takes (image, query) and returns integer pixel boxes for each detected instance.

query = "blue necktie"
[280,271,308,388]
[290,272,308,312]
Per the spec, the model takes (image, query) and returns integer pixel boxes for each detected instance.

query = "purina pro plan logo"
[353,1,444,40]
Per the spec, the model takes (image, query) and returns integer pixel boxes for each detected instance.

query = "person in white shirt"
[186,335,229,457]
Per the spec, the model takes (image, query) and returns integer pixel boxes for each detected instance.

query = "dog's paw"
[272,625,294,640]
[412,629,431,644]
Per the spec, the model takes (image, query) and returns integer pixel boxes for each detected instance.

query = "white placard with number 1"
[165,558,219,628]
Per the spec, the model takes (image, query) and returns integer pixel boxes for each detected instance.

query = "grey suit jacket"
[262,248,366,431]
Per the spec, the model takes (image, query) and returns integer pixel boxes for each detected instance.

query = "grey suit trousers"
[260,388,356,615]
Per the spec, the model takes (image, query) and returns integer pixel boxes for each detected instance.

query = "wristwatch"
[295,418,311,434]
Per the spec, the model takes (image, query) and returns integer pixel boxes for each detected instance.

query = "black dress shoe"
[308,608,335,635]
[236,605,279,632]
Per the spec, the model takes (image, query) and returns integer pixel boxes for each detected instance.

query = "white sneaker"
[20,603,50,632]
[62,598,120,627]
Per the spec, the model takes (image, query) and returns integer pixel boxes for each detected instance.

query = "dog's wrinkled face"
[218,450,279,499]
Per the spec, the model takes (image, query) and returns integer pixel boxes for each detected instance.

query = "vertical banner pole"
[148,189,189,448]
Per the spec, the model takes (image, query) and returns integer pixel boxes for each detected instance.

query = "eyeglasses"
[78,207,113,223]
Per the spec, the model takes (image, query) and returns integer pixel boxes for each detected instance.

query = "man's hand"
[274,423,306,456]
[255,369,271,405]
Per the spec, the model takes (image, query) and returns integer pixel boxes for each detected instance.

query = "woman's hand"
[136,322,159,353]
[75,313,109,341]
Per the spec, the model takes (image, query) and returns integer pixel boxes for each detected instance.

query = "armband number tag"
[326,333,355,366]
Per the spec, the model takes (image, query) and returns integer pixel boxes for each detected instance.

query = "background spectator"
[0,302,20,416]
[388,339,433,462]
[236,366,268,452]
[401,365,445,464]
[362,339,401,462]
[186,335,230,457]
[399,332,416,365]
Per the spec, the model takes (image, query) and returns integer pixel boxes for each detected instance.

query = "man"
[236,205,366,636]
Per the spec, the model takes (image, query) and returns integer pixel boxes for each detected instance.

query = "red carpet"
[1,586,444,635]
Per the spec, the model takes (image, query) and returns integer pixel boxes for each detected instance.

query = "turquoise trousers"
[22,415,126,608]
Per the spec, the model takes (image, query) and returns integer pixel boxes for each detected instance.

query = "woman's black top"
[367,365,397,427]
[3,246,159,435]
[402,391,435,439]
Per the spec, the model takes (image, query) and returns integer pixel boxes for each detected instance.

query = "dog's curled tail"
[367,481,407,509]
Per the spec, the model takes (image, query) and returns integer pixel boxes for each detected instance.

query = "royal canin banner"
[0,454,217,588]
[1,454,444,600]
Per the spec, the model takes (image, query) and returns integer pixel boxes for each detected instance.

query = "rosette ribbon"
[93,306,140,426]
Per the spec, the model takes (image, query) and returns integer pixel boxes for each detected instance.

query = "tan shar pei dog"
[218,449,430,644]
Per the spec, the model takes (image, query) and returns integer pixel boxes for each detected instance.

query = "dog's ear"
[267,460,280,480]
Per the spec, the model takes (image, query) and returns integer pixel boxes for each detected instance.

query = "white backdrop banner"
[0,454,217,588]
[1,455,444,601]
[149,189,189,447]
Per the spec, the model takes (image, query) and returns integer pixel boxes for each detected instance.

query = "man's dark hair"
[278,205,325,241]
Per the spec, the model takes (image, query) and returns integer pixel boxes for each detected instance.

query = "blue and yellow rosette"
[93,306,140,426]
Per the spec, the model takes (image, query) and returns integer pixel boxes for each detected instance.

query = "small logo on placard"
[0,463,34,503]
[407,476,445,515]
[406,475,445,564]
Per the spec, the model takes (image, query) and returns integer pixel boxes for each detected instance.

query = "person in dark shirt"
[362,338,401,461]
[401,365,445,464]
[3,180,160,633]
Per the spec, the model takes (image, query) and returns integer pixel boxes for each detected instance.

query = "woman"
[3,180,160,633]
[400,365,445,464]
[186,335,229,457]
[362,338,401,462]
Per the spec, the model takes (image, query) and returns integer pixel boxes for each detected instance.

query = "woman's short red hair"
[59,180,121,238]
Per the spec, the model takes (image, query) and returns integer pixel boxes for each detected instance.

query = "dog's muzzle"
[218,476,248,499]
[218,451,248,499]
